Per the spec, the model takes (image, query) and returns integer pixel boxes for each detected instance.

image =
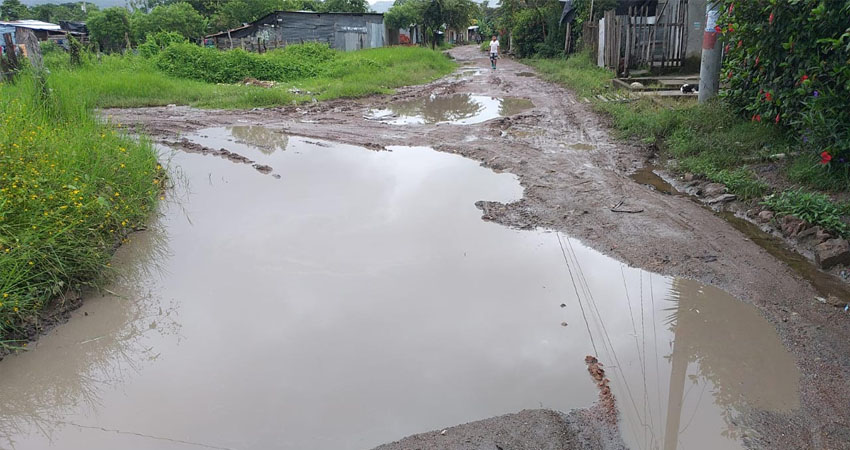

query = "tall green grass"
[0,75,162,343]
[43,45,456,109]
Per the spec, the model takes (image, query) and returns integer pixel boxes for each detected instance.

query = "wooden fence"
[596,0,689,76]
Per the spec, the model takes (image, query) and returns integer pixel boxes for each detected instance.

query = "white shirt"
[489,40,499,55]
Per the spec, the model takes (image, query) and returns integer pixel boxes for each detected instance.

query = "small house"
[205,11,387,52]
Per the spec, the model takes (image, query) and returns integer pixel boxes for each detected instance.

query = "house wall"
[215,12,386,52]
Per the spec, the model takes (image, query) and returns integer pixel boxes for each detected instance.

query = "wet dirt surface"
[365,93,533,125]
[0,134,800,450]
[32,45,850,448]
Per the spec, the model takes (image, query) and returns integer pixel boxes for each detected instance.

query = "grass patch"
[0,76,162,343]
[44,45,456,109]
[763,190,850,237]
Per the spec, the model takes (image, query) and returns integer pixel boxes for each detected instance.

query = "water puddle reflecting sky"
[0,128,799,450]
[368,94,533,125]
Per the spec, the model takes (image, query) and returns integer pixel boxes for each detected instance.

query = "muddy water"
[0,130,799,450]
[368,94,533,125]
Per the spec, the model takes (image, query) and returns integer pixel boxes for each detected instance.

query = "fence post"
[698,2,722,102]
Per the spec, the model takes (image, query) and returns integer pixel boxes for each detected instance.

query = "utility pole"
[698,2,722,103]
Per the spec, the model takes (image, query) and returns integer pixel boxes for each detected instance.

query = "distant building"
[0,20,87,50]
[205,11,387,52]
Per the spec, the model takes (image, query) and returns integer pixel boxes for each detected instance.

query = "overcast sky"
[20,0,389,6]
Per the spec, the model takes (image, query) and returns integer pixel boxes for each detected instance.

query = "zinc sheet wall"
[244,12,385,51]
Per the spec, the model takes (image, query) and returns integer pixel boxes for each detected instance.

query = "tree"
[384,0,423,29]
[0,0,30,20]
[319,0,367,13]
[385,0,477,48]
[30,2,95,23]
[87,7,131,52]
[131,2,207,42]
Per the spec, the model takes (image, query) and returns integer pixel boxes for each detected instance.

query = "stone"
[683,172,695,182]
[706,193,737,204]
[814,239,850,269]
[781,215,806,237]
[796,226,831,247]
[703,183,727,197]
[757,210,775,223]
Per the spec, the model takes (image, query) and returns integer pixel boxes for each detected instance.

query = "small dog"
[680,83,699,94]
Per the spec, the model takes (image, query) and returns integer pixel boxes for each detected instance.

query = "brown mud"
[103,46,850,449]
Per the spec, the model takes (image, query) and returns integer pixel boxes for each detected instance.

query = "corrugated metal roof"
[0,20,62,31]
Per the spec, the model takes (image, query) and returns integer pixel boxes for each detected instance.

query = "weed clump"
[763,190,850,237]
[0,77,162,344]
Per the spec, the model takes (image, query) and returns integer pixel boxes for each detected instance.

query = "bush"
[154,42,338,83]
[718,1,850,170]
[139,31,188,58]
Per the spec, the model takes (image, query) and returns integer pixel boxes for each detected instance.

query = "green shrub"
[718,0,850,169]
[154,42,338,83]
[139,31,188,58]
[762,189,850,237]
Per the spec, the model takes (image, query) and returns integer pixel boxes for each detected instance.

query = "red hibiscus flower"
[769,12,774,25]
[737,40,743,48]
[821,151,832,165]
[765,92,772,101]
[774,114,780,124]
[715,25,723,33]
[728,25,734,32]
[752,114,762,122]
[728,3,734,13]
[801,75,809,82]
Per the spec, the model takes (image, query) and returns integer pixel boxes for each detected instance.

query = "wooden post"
[564,23,571,53]
[228,30,233,49]
[1,33,20,81]
[15,28,43,71]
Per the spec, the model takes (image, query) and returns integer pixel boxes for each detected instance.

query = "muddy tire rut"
[106,46,850,449]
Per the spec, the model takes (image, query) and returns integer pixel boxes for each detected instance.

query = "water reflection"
[658,279,799,450]
[229,126,288,155]
[0,211,180,449]
[0,133,800,450]
[369,94,533,125]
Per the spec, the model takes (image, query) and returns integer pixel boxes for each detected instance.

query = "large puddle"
[0,129,800,450]
[367,94,533,125]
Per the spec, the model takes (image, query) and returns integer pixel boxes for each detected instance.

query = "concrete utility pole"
[698,2,723,103]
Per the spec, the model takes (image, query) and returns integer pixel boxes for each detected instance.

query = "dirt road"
[108,45,850,449]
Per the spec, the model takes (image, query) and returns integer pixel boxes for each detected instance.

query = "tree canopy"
[0,0,29,21]
[385,0,478,47]
[131,2,207,42]
[87,7,131,52]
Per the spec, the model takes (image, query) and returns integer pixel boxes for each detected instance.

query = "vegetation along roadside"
[42,38,456,109]
[0,76,164,350]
